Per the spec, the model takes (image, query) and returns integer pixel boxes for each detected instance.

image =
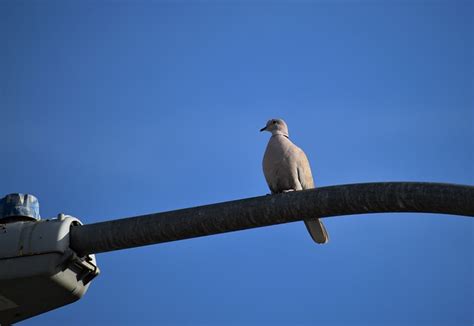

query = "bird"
[260,118,329,244]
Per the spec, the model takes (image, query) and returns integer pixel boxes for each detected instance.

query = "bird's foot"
[282,189,296,193]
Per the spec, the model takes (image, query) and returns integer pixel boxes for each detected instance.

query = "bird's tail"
[304,218,329,244]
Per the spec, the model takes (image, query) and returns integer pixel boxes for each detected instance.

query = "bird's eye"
[272,120,277,124]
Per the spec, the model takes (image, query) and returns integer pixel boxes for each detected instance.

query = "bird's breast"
[262,139,293,189]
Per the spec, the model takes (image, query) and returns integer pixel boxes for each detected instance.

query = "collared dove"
[260,118,329,244]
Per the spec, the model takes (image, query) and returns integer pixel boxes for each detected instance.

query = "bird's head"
[260,118,289,137]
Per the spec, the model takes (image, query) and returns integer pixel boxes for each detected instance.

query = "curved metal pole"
[70,182,474,255]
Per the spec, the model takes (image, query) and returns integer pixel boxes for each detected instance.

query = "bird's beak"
[260,126,267,132]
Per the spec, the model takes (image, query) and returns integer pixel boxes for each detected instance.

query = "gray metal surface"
[0,215,78,261]
[70,182,474,256]
[0,216,99,325]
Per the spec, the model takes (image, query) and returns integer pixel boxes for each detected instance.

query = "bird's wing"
[293,146,329,244]
[295,147,315,190]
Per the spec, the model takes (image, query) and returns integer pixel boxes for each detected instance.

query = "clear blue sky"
[1,1,472,325]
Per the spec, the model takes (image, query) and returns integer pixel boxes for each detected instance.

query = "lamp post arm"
[69,182,474,256]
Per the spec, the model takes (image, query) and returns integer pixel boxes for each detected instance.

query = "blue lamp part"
[0,193,41,221]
